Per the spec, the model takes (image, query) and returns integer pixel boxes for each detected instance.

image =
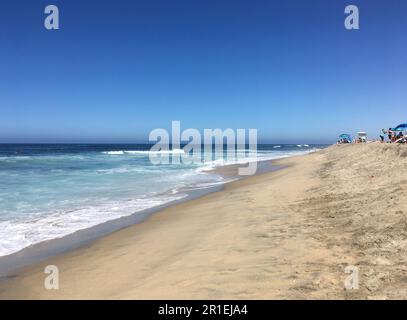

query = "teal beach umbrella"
[339,134,352,142]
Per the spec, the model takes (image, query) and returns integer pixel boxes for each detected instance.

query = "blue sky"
[1,0,406,143]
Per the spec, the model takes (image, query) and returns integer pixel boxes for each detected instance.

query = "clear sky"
[1,0,406,143]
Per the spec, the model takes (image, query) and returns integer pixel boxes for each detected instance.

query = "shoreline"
[0,156,288,278]
[0,185,221,278]
[0,150,326,299]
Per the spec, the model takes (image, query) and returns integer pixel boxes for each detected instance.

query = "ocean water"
[0,144,324,257]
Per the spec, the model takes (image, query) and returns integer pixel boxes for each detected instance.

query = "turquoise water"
[0,144,323,256]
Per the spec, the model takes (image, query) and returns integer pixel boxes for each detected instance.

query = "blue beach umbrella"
[339,134,352,142]
[394,123,407,131]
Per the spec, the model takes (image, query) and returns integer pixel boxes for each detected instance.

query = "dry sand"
[1,143,407,299]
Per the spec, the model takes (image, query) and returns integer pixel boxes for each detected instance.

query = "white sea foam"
[102,149,185,155]
[194,148,316,172]
[0,193,186,257]
[96,167,157,174]
[102,151,125,155]
[0,156,33,162]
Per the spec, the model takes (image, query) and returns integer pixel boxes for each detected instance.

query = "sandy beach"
[1,143,406,300]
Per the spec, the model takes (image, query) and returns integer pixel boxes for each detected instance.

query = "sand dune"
[1,143,406,299]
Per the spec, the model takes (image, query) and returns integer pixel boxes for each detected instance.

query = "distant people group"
[338,125,406,145]
[337,138,350,144]
[381,128,406,144]
[337,132,368,144]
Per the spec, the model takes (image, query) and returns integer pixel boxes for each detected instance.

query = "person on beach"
[395,132,406,144]
[388,128,393,142]
[380,130,385,142]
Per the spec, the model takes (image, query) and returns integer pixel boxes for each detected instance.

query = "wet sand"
[1,143,406,299]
